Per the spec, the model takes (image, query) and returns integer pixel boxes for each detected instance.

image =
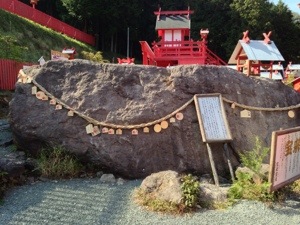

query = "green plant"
[180,174,200,208]
[228,137,274,202]
[133,188,182,214]
[228,171,273,202]
[81,51,109,63]
[240,136,269,177]
[37,146,83,179]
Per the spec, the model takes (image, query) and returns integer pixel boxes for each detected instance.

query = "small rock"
[117,178,125,185]
[140,170,182,204]
[100,174,116,183]
[199,183,229,203]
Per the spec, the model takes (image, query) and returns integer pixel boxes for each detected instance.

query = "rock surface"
[0,119,26,178]
[140,170,182,204]
[9,60,300,178]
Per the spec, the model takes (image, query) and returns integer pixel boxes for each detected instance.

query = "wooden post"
[224,143,235,182]
[206,143,219,187]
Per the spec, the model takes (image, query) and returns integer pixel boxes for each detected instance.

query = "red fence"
[0,0,95,46]
[0,59,33,90]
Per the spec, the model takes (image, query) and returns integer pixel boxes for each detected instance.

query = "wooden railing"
[0,0,95,46]
[152,40,227,65]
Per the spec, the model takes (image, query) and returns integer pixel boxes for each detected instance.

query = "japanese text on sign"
[194,94,232,143]
[269,127,300,191]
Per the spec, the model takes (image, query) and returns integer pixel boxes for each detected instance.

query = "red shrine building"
[139,8,226,67]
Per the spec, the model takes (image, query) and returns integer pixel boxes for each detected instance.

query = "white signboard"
[194,93,232,143]
[269,127,300,191]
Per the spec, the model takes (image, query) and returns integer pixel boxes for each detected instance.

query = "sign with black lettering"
[269,127,300,191]
[194,93,232,143]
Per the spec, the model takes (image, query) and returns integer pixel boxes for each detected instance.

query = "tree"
[230,0,273,38]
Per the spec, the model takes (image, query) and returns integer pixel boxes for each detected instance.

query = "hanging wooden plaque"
[161,121,169,129]
[132,129,138,135]
[102,127,108,133]
[154,124,162,133]
[26,77,32,83]
[288,110,295,118]
[31,86,37,95]
[36,91,45,99]
[143,127,150,133]
[42,95,48,101]
[176,112,184,121]
[50,99,56,105]
[86,124,93,134]
[18,69,26,78]
[108,129,115,135]
[92,126,100,136]
[55,104,62,110]
[67,110,74,116]
[169,117,176,123]
[116,129,123,135]
[240,109,251,118]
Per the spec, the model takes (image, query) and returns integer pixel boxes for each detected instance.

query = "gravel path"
[1,178,300,225]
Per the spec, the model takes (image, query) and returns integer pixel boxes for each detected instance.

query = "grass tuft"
[37,146,83,179]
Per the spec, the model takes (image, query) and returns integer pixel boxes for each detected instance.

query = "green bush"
[228,137,274,202]
[240,136,269,178]
[37,146,83,179]
[180,174,200,208]
[81,51,109,63]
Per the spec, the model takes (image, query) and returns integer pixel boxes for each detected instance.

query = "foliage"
[0,35,28,61]
[81,51,109,63]
[228,171,274,202]
[290,179,300,194]
[228,137,274,202]
[133,188,183,214]
[180,174,200,208]
[133,173,200,214]
[37,146,83,179]
[3,1,300,63]
[0,9,95,63]
[240,136,269,178]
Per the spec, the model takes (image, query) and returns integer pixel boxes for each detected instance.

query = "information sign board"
[194,93,232,143]
[269,127,300,191]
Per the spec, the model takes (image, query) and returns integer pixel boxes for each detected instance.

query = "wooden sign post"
[194,93,234,186]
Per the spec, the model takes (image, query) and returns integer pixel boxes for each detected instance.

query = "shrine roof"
[155,15,191,30]
[228,40,284,64]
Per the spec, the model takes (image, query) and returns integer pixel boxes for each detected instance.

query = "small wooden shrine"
[62,47,76,60]
[228,30,284,79]
[140,8,226,67]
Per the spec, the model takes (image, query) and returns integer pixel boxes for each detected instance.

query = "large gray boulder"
[9,60,300,178]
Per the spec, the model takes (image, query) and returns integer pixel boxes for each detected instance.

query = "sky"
[270,0,299,13]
